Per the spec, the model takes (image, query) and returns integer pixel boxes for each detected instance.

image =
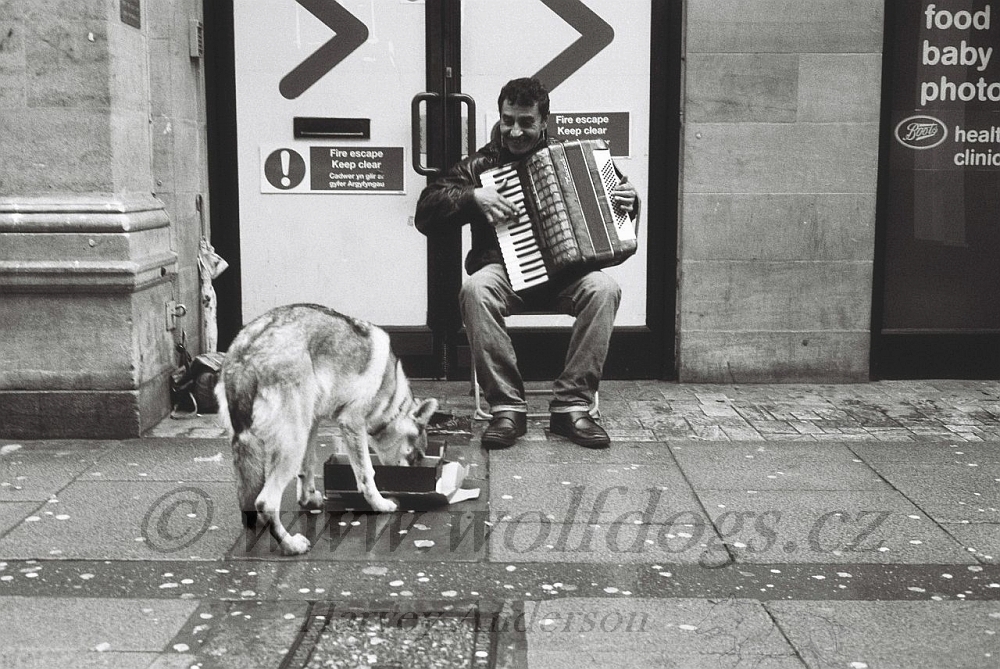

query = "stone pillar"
[0,2,182,437]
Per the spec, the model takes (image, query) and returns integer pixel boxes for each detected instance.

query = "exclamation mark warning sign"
[280,150,290,187]
[262,147,306,191]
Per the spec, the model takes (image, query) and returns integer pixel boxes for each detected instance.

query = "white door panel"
[461,0,651,327]
[234,0,427,325]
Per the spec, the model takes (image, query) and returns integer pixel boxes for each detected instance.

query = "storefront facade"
[1,0,995,438]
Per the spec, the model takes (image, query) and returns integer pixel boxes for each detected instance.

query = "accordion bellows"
[481,139,637,291]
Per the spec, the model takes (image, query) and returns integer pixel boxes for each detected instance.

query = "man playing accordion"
[415,77,639,450]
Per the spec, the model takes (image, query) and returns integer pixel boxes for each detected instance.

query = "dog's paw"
[368,495,399,514]
[298,489,324,511]
[282,533,312,555]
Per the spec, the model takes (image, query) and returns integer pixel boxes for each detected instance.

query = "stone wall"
[0,0,208,437]
[677,0,884,382]
[147,0,210,355]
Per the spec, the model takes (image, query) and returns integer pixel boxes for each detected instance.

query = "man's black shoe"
[549,411,610,449]
[482,411,527,450]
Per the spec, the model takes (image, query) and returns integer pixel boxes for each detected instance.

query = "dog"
[215,303,438,555]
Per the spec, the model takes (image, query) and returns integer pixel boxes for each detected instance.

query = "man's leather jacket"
[414,136,551,276]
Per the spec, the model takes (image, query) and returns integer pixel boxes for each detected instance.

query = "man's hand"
[474,186,519,226]
[612,178,638,213]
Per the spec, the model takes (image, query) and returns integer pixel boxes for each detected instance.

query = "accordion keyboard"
[479,163,549,291]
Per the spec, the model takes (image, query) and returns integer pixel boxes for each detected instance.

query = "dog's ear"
[411,398,439,427]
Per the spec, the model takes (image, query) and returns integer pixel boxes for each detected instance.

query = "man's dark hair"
[498,77,549,119]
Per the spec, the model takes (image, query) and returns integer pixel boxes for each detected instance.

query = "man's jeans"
[459,263,621,414]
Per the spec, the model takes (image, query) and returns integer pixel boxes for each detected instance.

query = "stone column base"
[0,194,178,439]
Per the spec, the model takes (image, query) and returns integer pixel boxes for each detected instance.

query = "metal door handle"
[411,92,441,177]
[448,93,477,158]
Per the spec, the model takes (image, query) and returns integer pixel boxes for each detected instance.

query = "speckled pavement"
[1,380,999,668]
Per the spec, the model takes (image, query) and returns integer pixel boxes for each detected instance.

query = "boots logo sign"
[894,115,948,149]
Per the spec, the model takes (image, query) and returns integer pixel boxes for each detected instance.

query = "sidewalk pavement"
[1,379,999,668]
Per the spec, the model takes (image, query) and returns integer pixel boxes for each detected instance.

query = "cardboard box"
[324,441,451,510]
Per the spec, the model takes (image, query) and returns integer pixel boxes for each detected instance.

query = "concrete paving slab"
[231,479,490,562]
[849,440,1000,463]
[0,559,284,599]
[0,596,198,657]
[147,414,226,438]
[604,380,679,400]
[0,501,40,535]
[604,426,662,441]
[4,558,998,608]
[0,650,162,668]
[153,599,310,669]
[262,562,648,605]
[632,562,1000,602]
[83,437,235,482]
[670,441,890,490]
[87,436,474,485]
[488,518,724,565]
[868,462,1000,524]
[672,441,861,459]
[523,597,803,669]
[0,481,240,560]
[768,600,1000,669]
[491,439,678,465]
[942,523,1000,564]
[695,490,976,564]
[686,414,754,429]
[526,649,806,667]
[501,423,553,444]
[0,439,117,452]
[435,437,489,471]
[150,654,204,668]
[0,443,107,501]
[489,461,703,525]
[599,413,646,432]
[631,407,697,433]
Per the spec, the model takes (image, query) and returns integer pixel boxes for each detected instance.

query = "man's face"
[499,100,547,156]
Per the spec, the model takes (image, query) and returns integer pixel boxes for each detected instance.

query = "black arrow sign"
[533,0,614,92]
[279,0,369,100]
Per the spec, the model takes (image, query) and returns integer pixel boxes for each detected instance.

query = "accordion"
[479,139,638,292]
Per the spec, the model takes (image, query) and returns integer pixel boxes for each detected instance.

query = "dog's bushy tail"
[216,374,265,526]
[231,431,267,524]
[214,379,233,435]
[215,372,255,436]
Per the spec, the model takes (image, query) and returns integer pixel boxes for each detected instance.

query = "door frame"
[204,0,242,351]
[423,0,467,379]
[204,0,680,380]
[444,0,681,381]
